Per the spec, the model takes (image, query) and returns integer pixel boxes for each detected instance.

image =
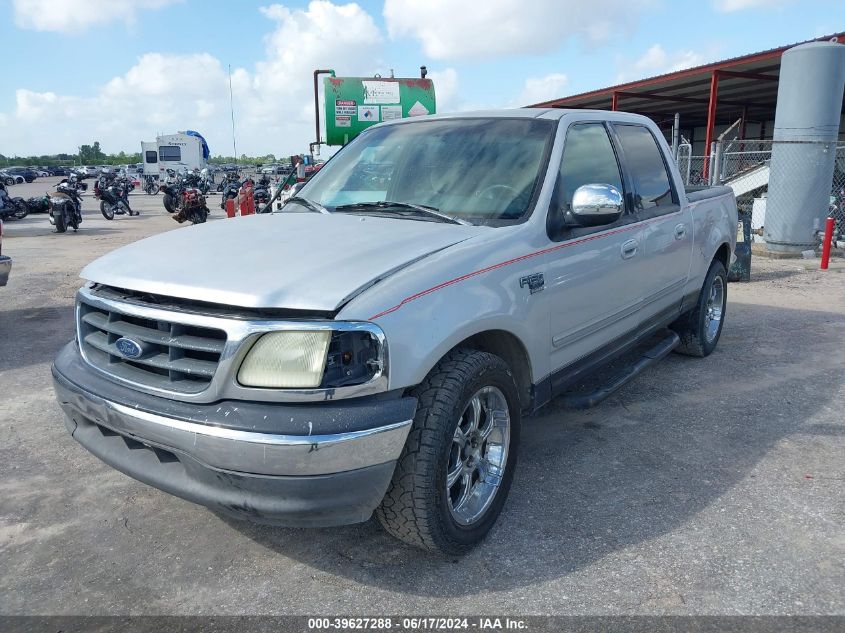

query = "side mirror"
[569,184,623,227]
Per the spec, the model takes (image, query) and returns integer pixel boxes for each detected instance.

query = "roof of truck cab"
[371,108,649,127]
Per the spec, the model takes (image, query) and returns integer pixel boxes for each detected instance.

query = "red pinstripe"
[368,214,678,321]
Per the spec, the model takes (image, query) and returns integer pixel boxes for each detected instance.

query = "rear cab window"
[611,124,678,218]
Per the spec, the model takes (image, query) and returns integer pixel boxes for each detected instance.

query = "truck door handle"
[674,223,687,239]
[621,239,638,259]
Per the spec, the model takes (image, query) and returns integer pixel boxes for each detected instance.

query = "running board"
[560,331,680,410]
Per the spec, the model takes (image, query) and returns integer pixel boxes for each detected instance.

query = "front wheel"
[100,201,115,220]
[12,199,29,219]
[671,259,727,357]
[376,349,520,555]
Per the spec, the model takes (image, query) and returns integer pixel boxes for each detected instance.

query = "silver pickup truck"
[53,109,736,555]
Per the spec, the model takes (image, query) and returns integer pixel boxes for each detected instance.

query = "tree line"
[1,143,288,168]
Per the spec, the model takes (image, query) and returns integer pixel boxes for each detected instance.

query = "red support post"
[611,92,619,111]
[820,217,835,270]
[703,71,720,180]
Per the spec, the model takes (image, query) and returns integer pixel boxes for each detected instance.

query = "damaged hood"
[81,213,483,311]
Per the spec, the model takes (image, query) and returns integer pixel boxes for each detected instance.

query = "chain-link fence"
[674,139,845,249]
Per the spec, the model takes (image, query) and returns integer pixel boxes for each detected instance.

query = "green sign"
[324,76,436,146]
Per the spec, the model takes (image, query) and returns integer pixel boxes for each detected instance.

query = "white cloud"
[383,0,652,61]
[12,0,182,33]
[1,1,385,157]
[713,0,792,11]
[427,68,459,112]
[616,44,706,82]
[517,73,569,106]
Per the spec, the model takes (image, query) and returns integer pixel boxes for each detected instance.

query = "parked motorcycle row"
[1,166,302,235]
[0,173,86,229]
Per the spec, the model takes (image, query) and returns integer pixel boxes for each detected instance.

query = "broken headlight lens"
[237,327,384,390]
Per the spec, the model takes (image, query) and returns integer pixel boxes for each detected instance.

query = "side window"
[158,146,181,162]
[556,123,624,213]
[145,151,158,164]
[614,124,676,214]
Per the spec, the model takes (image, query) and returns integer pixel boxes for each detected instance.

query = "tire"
[100,200,114,220]
[191,207,208,224]
[54,210,67,233]
[10,199,28,219]
[163,193,177,213]
[3,177,13,186]
[376,348,521,555]
[671,259,728,357]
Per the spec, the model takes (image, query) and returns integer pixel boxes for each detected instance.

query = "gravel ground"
[1,177,843,616]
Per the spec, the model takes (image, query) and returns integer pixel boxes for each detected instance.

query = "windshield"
[296,117,555,226]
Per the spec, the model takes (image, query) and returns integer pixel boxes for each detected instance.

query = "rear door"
[141,142,159,179]
[545,121,649,380]
[610,123,693,320]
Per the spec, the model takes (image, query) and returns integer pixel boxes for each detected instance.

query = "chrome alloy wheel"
[446,386,511,526]
[704,275,725,343]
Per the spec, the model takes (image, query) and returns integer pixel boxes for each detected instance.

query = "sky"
[0,0,841,158]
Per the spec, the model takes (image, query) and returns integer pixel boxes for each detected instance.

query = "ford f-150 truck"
[53,109,737,555]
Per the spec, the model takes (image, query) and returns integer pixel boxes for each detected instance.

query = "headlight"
[238,331,331,388]
[237,327,385,390]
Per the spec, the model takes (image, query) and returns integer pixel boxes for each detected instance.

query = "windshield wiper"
[333,201,469,225]
[284,196,329,214]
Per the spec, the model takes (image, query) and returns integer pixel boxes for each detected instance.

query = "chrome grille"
[78,296,226,393]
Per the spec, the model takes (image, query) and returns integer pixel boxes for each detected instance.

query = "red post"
[611,92,619,111]
[820,216,835,270]
[703,71,719,180]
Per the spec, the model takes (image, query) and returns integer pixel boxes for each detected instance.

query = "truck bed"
[685,185,735,203]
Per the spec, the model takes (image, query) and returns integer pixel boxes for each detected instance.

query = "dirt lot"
[1,177,843,615]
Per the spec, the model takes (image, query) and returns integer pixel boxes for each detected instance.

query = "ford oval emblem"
[115,337,144,359]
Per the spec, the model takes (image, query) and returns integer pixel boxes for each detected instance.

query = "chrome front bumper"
[55,374,411,477]
[52,342,416,526]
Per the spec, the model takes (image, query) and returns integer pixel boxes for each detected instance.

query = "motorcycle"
[159,173,184,214]
[172,187,209,225]
[219,173,241,210]
[49,181,83,232]
[0,182,29,220]
[23,195,51,214]
[65,172,88,192]
[253,174,272,211]
[198,168,214,195]
[94,174,136,220]
[143,176,159,195]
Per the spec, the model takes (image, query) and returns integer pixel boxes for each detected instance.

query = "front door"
[544,121,649,383]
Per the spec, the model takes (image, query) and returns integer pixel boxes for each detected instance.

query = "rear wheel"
[672,259,727,357]
[163,193,177,213]
[54,210,67,233]
[100,201,114,220]
[376,349,520,555]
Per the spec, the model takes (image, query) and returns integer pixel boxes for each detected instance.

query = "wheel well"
[715,242,731,271]
[454,330,533,410]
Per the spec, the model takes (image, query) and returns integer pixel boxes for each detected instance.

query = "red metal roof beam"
[613,90,755,109]
[716,70,779,81]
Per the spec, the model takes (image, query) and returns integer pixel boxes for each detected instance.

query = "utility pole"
[228,64,238,162]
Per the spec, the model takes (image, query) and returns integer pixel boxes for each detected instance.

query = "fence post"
[708,142,717,185]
